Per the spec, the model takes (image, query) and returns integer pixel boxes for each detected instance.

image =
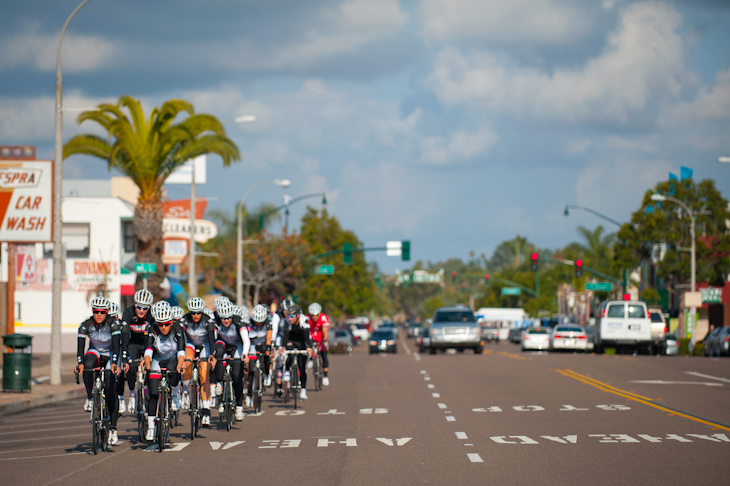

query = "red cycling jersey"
[309,313,330,344]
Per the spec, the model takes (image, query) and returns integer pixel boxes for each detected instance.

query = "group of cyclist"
[75,290,331,446]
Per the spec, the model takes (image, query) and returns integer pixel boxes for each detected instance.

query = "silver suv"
[428,305,483,354]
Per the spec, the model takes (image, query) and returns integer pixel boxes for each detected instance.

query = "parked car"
[480,322,499,342]
[369,329,397,354]
[521,328,550,351]
[703,328,722,356]
[666,329,679,356]
[508,328,524,344]
[709,326,730,357]
[417,328,431,353]
[584,327,595,352]
[594,300,652,354]
[330,327,355,349]
[347,322,371,344]
[428,305,483,354]
[648,308,668,354]
[550,325,588,352]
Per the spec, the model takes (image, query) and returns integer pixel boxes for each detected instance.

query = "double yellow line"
[557,369,730,432]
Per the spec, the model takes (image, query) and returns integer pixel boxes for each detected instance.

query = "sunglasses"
[158,321,172,327]
[135,305,150,311]
[191,311,202,315]
[287,314,299,319]
[93,310,107,315]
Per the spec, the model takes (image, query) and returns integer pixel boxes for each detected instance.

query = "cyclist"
[75,296,122,446]
[181,296,217,427]
[308,302,331,386]
[171,306,185,324]
[120,289,155,415]
[266,304,282,388]
[143,305,185,441]
[282,304,312,401]
[108,302,126,414]
[245,304,272,407]
[213,300,250,421]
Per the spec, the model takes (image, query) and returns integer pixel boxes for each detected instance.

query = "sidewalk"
[0,333,85,415]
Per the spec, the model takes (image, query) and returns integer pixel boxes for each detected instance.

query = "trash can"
[3,334,33,392]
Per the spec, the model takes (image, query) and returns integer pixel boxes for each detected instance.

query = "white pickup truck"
[594,300,652,353]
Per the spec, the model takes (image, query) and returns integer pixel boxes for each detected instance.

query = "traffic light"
[575,259,583,278]
[530,252,539,271]
[451,270,457,283]
[343,243,353,264]
[484,274,490,284]
[623,292,631,301]
[401,240,410,261]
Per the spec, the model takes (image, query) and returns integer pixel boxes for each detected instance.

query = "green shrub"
[678,339,704,356]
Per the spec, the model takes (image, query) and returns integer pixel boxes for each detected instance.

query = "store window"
[43,223,90,258]
[122,220,136,252]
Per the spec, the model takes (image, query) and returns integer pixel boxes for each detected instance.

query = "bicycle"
[284,349,308,410]
[311,345,324,392]
[155,368,176,452]
[76,367,111,455]
[248,350,265,414]
[218,355,237,430]
[184,356,203,440]
[131,359,149,443]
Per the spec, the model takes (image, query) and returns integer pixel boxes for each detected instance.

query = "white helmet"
[251,304,268,323]
[308,302,322,316]
[214,296,230,310]
[154,305,173,323]
[218,300,234,319]
[187,297,205,313]
[91,296,109,311]
[280,298,294,314]
[108,302,119,317]
[134,289,153,306]
[171,306,184,320]
[234,305,250,322]
[204,308,215,319]
[151,301,171,321]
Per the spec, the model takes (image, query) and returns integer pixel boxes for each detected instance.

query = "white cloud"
[425,1,687,124]
[419,0,592,46]
[659,68,730,126]
[0,23,117,72]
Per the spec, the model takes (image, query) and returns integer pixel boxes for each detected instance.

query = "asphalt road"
[2,334,730,485]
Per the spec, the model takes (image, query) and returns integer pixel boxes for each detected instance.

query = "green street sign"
[135,263,157,273]
[315,264,335,275]
[586,282,613,291]
[501,287,521,296]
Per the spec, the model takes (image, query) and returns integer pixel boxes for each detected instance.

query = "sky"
[1,0,729,274]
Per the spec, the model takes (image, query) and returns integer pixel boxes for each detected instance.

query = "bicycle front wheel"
[99,395,108,452]
[224,379,233,431]
[189,378,199,440]
[253,368,262,414]
[292,365,300,410]
[91,393,100,454]
[157,391,167,452]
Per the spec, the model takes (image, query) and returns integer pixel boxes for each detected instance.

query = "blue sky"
[1,0,729,273]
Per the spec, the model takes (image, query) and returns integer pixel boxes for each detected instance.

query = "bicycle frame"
[184,357,202,439]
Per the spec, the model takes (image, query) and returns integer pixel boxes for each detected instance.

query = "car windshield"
[555,326,582,332]
[371,331,392,339]
[607,304,625,318]
[434,311,476,323]
[628,305,646,318]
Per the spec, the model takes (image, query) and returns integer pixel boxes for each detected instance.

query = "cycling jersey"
[120,305,154,347]
[309,313,330,344]
[215,316,251,358]
[247,321,271,355]
[77,315,122,365]
[283,314,312,350]
[145,322,186,364]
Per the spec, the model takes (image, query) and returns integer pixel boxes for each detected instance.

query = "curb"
[0,387,86,416]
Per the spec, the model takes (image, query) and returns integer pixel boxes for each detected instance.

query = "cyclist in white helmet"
[76,296,122,445]
[308,302,331,386]
[180,296,217,427]
[120,289,155,415]
[245,304,272,407]
[213,300,250,421]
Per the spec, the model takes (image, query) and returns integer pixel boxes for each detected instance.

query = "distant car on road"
[428,305,483,355]
[550,325,588,352]
[369,329,397,354]
[594,300,652,354]
[521,328,550,351]
[648,308,668,354]
[508,328,524,344]
[666,329,679,356]
[417,328,431,353]
[480,323,499,342]
[330,328,355,349]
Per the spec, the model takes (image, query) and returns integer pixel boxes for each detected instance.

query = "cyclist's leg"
[82,351,101,398]
[197,343,211,413]
[322,347,329,375]
[101,356,118,428]
[298,354,308,389]
[246,353,257,397]
[229,344,244,406]
[146,359,162,432]
[213,342,226,382]
[126,344,143,394]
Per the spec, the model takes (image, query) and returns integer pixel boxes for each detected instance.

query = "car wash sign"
[0,160,52,242]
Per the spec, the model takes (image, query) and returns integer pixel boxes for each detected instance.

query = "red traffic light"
[575,259,583,268]
[530,252,538,261]
[485,274,490,281]
[623,293,631,301]
[452,271,457,278]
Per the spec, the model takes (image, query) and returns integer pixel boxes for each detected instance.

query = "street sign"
[501,287,521,295]
[135,263,157,273]
[585,282,612,291]
[315,264,335,275]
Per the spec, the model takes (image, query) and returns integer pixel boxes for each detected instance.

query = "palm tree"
[63,95,240,296]
[575,225,616,275]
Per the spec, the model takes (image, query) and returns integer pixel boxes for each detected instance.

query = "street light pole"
[51,0,92,387]
[650,194,696,347]
[236,179,291,306]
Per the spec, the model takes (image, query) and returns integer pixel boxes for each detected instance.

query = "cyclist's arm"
[76,321,88,371]
[239,325,251,362]
[321,315,330,342]
[111,320,121,373]
[205,316,217,347]
[143,332,154,370]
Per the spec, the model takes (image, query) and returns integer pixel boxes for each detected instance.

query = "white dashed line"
[456,432,468,439]
[420,370,427,374]
[438,403,447,409]
[432,393,441,398]
[468,453,483,463]
[427,384,435,389]
[446,416,456,422]
[424,377,431,381]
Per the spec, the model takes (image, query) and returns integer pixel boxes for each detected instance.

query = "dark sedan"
[369,329,397,354]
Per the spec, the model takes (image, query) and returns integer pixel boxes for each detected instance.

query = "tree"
[574,225,616,276]
[63,96,240,296]
[615,178,730,293]
[299,208,376,319]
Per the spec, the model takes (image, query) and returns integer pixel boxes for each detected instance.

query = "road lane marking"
[467,453,483,462]
[432,393,441,398]
[558,369,730,432]
[420,370,427,374]
[446,416,456,422]
[629,380,722,386]
[375,438,411,446]
[427,384,435,389]
[0,425,87,436]
[399,338,411,355]
[0,433,87,444]
[0,452,89,461]
[438,403,447,409]
[456,432,468,439]
[497,352,527,360]
[685,371,730,384]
